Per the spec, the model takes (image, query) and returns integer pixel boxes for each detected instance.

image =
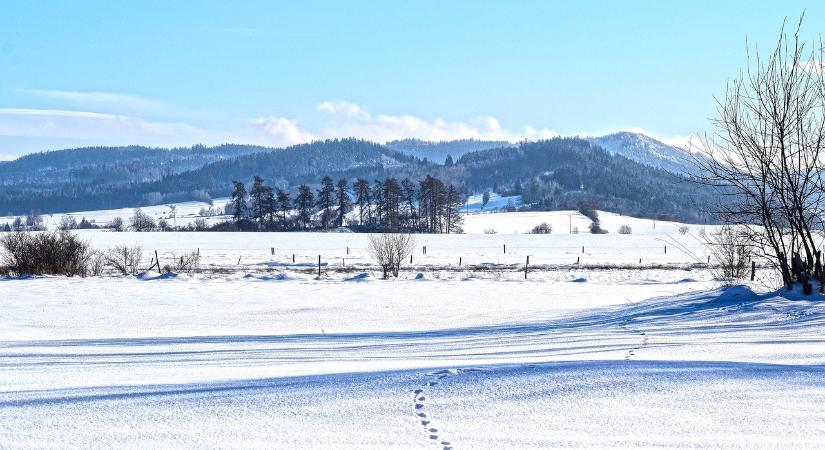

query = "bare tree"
[367,233,417,279]
[691,15,825,291]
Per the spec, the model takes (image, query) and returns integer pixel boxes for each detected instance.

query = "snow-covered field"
[0,211,821,448]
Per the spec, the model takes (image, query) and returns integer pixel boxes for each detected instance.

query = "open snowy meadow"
[1,211,824,449]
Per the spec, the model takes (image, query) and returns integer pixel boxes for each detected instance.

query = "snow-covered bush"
[618,224,632,234]
[530,222,553,234]
[678,225,690,235]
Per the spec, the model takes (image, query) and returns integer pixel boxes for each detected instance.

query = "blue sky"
[0,1,822,159]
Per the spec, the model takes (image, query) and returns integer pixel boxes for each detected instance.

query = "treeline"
[223,174,464,233]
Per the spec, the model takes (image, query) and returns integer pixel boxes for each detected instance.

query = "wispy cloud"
[15,89,167,114]
[0,108,212,145]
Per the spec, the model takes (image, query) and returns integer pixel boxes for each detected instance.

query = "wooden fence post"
[751,260,756,281]
[318,255,321,277]
[503,244,506,254]
[271,247,274,256]
[525,255,529,279]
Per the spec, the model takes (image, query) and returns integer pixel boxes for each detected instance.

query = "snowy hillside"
[589,131,698,175]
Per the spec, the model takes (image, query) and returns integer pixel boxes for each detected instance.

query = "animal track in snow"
[412,368,478,449]
[621,321,649,361]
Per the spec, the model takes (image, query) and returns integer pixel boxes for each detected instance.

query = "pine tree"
[383,177,401,231]
[317,176,335,228]
[445,154,454,166]
[230,181,248,221]
[261,186,275,227]
[372,180,385,227]
[445,184,464,234]
[353,178,372,226]
[275,188,291,228]
[335,178,351,227]
[294,184,315,229]
[400,178,417,229]
[249,175,267,223]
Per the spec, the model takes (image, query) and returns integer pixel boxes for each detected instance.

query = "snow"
[0,211,820,448]
[0,197,232,230]
[1,268,824,448]
[463,192,522,212]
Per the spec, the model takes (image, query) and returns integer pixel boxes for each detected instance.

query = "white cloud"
[0,108,213,146]
[304,100,558,143]
[251,116,315,146]
[316,100,372,120]
[15,89,166,113]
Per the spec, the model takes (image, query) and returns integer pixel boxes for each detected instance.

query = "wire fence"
[136,242,761,276]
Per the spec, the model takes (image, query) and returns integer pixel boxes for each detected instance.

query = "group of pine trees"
[226,174,464,233]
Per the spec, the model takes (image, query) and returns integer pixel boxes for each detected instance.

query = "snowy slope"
[0,275,823,448]
[589,131,699,175]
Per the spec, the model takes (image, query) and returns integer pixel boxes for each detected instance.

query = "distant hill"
[385,138,514,163]
[587,132,700,175]
[0,144,271,187]
[0,135,716,222]
[458,138,713,222]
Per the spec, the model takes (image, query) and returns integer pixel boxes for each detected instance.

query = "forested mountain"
[458,138,713,222]
[385,138,514,163]
[0,136,715,222]
[0,144,271,186]
[587,132,699,175]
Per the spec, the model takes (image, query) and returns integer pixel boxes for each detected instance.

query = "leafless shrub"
[107,217,124,232]
[483,228,497,234]
[368,233,416,279]
[530,222,553,234]
[58,215,77,231]
[618,224,632,234]
[104,245,144,275]
[0,231,95,276]
[678,225,690,235]
[193,218,209,231]
[88,251,106,276]
[701,225,751,281]
[130,208,156,231]
[169,250,201,274]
